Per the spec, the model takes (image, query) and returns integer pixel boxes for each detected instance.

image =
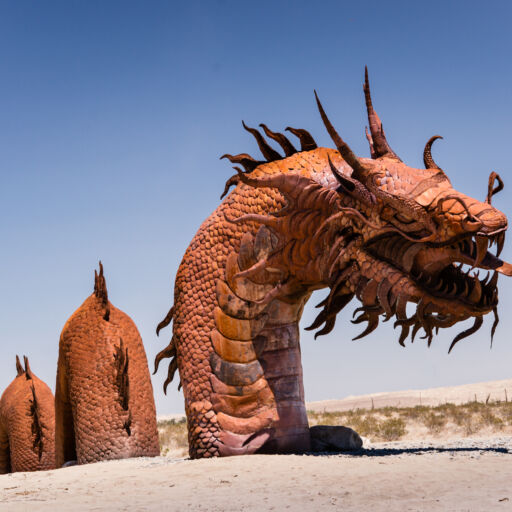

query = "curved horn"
[364,67,400,160]
[423,135,443,170]
[314,90,369,180]
[486,171,504,204]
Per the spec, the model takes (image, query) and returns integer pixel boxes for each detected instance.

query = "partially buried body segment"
[0,356,55,473]
[55,262,160,466]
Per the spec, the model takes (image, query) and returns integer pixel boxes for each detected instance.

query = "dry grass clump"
[158,418,188,457]
[157,400,512,454]
[308,409,408,442]
[308,400,512,443]
[424,412,447,434]
[379,418,407,440]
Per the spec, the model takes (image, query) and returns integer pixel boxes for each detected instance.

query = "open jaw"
[366,230,511,313]
[363,230,512,349]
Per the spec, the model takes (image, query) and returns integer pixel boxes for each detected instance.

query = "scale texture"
[156,70,511,458]
[55,263,160,466]
[0,357,55,473]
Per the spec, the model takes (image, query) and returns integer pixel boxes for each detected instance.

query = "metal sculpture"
[55,263,160,466]
[0,356,55,473]
[155,68,511,458]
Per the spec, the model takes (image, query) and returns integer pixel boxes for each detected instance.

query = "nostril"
[462,215,483,233]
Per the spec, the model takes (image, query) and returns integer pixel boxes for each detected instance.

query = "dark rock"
[310,425,363,452]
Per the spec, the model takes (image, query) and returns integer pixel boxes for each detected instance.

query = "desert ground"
[1,379,511,511]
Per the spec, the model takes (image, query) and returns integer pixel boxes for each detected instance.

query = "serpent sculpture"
[0,356,55,473]
[55,263,160,466]
[155,68,511,458]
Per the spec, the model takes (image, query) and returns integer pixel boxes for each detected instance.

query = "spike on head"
[242,121,282,162]
[284,126,318,152]
[259,124,297,157]
[423,135,444,171]
[220,153,261,173]
[363,66,400,160]
[220,174,240,200]
[314,90,369,180]
[486,172,504,205]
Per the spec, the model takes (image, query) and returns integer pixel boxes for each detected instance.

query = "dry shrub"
[424,412,447,434]
[480,409,504,431]
[447,405,468,426]
[399,405,430,421]
[502,403,512,425]
[347,414,381,438]
[158,418,188,456]
[379,418,407,441]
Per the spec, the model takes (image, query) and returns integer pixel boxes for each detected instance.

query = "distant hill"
[307,378,512,412]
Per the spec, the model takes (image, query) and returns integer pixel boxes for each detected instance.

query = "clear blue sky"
[1,1,511,415]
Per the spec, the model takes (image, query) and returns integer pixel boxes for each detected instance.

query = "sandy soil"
[2,379,512,511]
[1,437,511,511]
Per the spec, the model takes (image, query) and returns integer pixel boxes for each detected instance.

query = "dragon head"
[313,68,511,351]
[223,68,511,352]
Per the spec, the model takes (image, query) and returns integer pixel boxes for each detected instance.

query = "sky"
[1,0,512,415]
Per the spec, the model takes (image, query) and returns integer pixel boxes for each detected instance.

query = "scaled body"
[55,264,159,466]
[0,357,55,473]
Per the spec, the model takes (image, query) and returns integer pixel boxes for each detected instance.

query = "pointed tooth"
[462,280,470,297]
[482,271,490,287]
[441,282,451,295]
[402,243,423,273]
[433,278,444,292]
[474,236,488,267]
[468,276,482,303]
[497,233,505,257]
[489,271,498,290]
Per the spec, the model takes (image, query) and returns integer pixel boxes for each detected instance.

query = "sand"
[2,379,512,511]
[1,439,511,511]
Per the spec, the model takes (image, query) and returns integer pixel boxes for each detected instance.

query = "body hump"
[55,264,159,465]
[0,357,55,473]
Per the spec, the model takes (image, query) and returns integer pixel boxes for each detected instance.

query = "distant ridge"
[307,378,512,413]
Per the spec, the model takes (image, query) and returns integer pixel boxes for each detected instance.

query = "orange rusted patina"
[55,263,159,466]
[155,68,512,458]
[0,356,55,473]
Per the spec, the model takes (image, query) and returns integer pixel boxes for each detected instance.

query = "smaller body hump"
[55,263,159,466]
[0,356,56,473]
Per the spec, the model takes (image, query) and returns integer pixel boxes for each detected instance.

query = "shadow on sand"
[308,446,511,457]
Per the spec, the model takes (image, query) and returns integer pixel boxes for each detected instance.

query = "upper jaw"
[365,229,511,312]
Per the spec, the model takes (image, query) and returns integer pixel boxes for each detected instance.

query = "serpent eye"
[394,213,415,225]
